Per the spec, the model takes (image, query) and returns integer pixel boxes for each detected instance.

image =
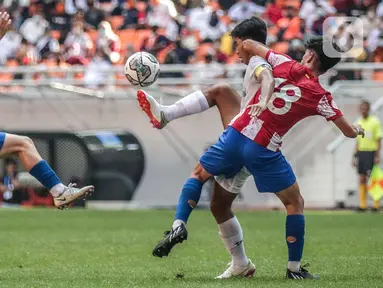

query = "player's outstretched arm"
[333,116,365,138]
[242,39,270,60]
[248,68,275,117]
[0,12,11,41]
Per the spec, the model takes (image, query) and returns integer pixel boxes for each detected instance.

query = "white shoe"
[215,259,256,279]
[53,183,94,209]
[137,90,168,129]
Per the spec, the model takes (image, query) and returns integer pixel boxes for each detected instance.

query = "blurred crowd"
[0,0,382,85]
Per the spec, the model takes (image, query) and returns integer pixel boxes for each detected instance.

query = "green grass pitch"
[0,209,382,288]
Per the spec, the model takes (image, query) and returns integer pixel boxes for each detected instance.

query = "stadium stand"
[0,0,381,73]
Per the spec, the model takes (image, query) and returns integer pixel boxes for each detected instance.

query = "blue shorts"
[0,132,5,151]
[200,127,296,193]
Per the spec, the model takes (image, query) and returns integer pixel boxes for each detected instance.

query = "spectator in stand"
[361,6,380,38]
[173,38,194,64]
[65,0,89,15]
[85,0,105,29]
[299,0,336,31]
[276,6,301,41]
[147,0,173,28]
[64,21,93,65]
[118,0,139,28]
[367,18,383,55]
[0,26,22,65]
[264,0,283,25]
[84,49,112,88]
[228,0,265,22]
[97,21,121,64]
[0,158,23,208]
[136,0,149,27]
[200,10,227,42]
[49,0,72,42]
[333,0,353,14]
[16,39,39,66]
[9,5,24,30]
[36,27,61,60]
[140,25,172,57]
[311,9,328,35]
[348,0,376,17]
[19,5,49,44]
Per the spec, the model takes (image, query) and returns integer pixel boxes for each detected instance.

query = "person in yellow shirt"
[353,100,382,212]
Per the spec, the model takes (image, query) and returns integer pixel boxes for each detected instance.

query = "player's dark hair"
[230,17,267,44]
[305,36,341,73]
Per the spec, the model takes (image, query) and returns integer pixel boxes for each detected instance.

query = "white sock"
[50,183,66,197]
[163,90,209,122]
[172,219,185,230]
[218,216,248,267]
[288,261,301,272]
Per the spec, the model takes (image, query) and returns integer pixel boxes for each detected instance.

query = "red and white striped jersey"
[230,50,343,152]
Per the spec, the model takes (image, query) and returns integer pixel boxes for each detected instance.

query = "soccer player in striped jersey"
[0,12,94,209]
[181,37,364,279]
[138,17,274,277]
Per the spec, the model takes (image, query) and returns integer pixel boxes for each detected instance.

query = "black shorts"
[357,151,376,176]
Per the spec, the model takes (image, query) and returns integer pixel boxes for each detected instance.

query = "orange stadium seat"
[109,16,124,31]
[273,41,289,53]
[118,29,137,49]
[373,71,383,81]
[0,60,18,83]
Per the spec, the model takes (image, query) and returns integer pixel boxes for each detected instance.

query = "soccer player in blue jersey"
[0,12,93,208]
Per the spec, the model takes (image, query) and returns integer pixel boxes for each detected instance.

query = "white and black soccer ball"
[124,52,160,87]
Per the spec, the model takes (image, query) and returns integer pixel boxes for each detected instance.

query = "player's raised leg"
[210,180,256,279]
[0,133,94,209]
[137,83,241,129]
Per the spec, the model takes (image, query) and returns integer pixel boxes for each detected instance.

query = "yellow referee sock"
[359,184,367,209]
[373,200,380,210]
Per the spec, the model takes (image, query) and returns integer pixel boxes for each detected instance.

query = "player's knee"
[191,164,211,183]
[215,83,231,96]
[289,195,304,213]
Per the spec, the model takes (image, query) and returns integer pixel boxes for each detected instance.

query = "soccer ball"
[124,52,160,87]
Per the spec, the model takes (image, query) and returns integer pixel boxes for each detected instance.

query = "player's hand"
[374,154,380,165]
[248,101,267,118]
[353,124,365,138]
[0,12,11,40]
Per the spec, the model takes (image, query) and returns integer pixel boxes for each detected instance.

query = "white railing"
[0,62,382,89]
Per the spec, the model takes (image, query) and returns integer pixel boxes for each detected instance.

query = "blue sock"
[174,178,203,224]
[29,160,62,190]
[286,214,305,263]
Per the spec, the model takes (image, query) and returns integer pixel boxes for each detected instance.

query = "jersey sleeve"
[316,94,343,121]
[248,56,272,79]
[265,50,293,69]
